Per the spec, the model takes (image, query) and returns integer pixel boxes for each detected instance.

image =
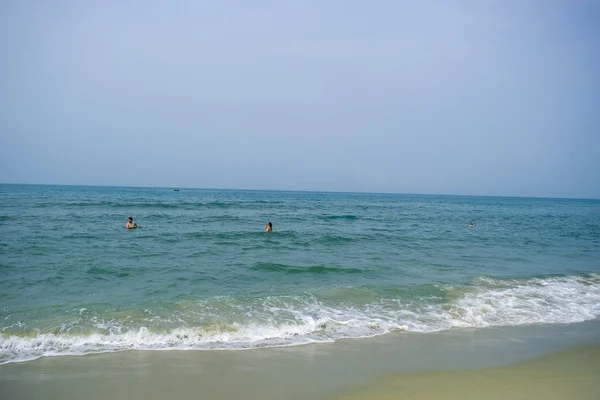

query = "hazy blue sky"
[1,0,599,198]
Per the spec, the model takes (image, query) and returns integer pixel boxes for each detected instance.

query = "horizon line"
[1,182,598,201]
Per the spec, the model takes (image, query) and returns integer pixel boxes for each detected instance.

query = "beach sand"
[333,345,600,400]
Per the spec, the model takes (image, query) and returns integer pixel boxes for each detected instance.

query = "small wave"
[214,232,272,240]
[61,233,100,240]
[86,266,132,279]
[1,274,598,364]
[252,262,363,275]
[205,231,301,241]
[320,215,359,221]
[317,235,354,244]
[65,202,113,208]
[446,274,600,327]
[203,201,234,209]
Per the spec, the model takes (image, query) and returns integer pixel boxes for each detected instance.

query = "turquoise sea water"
[1,184,599,364]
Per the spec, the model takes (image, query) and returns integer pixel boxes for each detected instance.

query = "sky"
[0,0,599,198]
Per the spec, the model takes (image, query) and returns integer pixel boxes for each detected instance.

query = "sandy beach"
[333,345,600,400]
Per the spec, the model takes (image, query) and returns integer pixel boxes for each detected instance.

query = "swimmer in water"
[265,222,273,232]
[468,222,475,228]
[126,217,141,229]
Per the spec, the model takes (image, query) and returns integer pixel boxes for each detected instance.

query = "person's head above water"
[126,217,140,229]
[268,222,272,228]
[265,221,273,232]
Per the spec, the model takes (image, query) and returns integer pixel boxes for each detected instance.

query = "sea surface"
[1,184,599,365]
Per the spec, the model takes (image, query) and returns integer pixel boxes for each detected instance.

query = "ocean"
[1,184,599,365]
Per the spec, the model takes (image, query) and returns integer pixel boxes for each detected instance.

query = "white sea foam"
[1,274,599,364]
[447,275,600,328]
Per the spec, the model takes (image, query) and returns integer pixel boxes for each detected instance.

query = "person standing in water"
[126,217,141,229]
[265,222,273,232]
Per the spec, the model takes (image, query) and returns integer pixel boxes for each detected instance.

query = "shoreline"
[1,321,599,400]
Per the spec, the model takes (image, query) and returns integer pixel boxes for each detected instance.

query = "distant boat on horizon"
[174,189,180,192]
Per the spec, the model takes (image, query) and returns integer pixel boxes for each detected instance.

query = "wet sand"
[333,345,600,400]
